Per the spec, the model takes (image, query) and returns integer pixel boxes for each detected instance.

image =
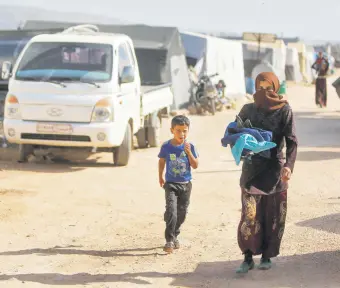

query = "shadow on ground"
[296,213,340,235]
[0,155,118,173]
[297,151,340,161]
[0,162,86,173]
[295,111,340,148]
[0,245,165,258]
[196,169,241,174]
[0,250,339,287]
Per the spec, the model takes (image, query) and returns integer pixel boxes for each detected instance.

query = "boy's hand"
[281,167,291,182]
[159,177,165,188]
[184,142,191,155]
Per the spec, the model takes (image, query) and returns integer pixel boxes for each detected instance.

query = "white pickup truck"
[1,25,173,166]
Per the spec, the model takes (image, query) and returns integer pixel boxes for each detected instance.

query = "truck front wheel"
[18,144,34,163]
[114,124,132,166]
[147,113,161,147]
[136,127,148,148]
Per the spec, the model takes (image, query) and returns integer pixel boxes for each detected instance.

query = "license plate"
[36,123,73,134]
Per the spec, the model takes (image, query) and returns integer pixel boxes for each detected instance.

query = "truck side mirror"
[1,61,12,80]
[119,66,134,84]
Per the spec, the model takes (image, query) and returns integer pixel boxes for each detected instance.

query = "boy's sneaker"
[163,242,174,253]
[174,239,180,249]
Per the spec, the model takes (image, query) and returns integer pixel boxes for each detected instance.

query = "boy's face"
[171,124,189,143]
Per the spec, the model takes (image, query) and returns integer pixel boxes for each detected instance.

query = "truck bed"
[141,83,173,116]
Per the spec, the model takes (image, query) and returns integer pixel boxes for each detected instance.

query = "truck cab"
[2,25,173,166]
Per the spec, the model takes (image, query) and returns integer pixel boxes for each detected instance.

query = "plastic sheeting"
[251,62,276,80]
[306,51,317,82]
[330,44,340,67]
[243,43,273,76]
[285,47,302,82]
[180,32,246,99]
[287,42,317,83]
[0,28,64,112]
[242,41,286,83]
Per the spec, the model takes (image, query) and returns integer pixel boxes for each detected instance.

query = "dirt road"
[0,79,340,288]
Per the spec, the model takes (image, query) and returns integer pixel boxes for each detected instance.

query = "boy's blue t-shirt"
[158,140,199,183]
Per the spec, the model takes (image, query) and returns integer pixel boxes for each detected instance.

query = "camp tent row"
[3,20,317,113]
[223,35,320,88]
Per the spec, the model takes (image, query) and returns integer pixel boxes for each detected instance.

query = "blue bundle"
[221,121,276,165]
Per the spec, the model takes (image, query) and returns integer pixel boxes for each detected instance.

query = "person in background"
[158,115,199,253]
[312,52,329,108]
[235,72,298,273]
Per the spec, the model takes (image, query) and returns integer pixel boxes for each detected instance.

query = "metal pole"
[257,34,261,62]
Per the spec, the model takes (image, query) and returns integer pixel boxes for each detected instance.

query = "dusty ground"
[0,77,340,288]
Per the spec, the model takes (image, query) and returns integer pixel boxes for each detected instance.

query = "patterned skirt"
[238,189,287,258]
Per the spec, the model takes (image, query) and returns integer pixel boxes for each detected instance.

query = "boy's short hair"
[171,115,190,128]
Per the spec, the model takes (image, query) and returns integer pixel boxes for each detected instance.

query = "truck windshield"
[15,42,113,82]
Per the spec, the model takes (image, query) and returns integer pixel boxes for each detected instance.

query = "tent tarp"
[242,43,274,77]
[0,28,64,92]
[288,42,315,83]
[330,44,340,67]
[22,21,191,110]
[285,47,302,82]
[180,32,246,99]
[0,29,63,75]
[251,63,276,80]
[242,40,287,83]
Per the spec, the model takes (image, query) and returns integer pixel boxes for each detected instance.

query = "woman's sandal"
[236,260,255,274]
[257,258,272,270]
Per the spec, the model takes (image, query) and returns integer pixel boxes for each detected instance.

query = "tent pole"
[257,34,261,62]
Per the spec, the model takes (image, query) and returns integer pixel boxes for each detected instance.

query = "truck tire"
[147,113,161,148]
[136,127,148,148]
[114,124,132,166]
[18,144,34,163]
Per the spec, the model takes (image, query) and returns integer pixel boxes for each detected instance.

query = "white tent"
[242,40,287,83]
[251,62,276,80]
[306,50,317,83]
[288,42,316,83]
[180,31,246,99]
[285,47,303,82]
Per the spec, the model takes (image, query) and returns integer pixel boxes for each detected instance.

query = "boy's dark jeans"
[164,182,192,242]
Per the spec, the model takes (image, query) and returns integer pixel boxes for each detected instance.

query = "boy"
[158,115,199,253]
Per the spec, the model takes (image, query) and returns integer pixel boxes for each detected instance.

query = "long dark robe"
[236,103,298,257]
[312,58,329,108]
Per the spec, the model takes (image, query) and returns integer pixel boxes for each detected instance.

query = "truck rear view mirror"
[1,61,12,80]
[120,66,135,84]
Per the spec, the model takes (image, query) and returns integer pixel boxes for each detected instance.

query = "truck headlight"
[91,98,113,122]
[5,95,21,119]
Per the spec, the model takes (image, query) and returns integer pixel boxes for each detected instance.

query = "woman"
[235,72,298,273]
[312,52,329,108]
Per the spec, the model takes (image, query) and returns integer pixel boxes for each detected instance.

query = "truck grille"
[21,133,91,142]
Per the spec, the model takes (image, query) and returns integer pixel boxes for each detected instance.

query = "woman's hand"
[281,167,292,182]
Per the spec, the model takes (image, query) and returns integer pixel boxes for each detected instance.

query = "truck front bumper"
[3,119,126,148]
